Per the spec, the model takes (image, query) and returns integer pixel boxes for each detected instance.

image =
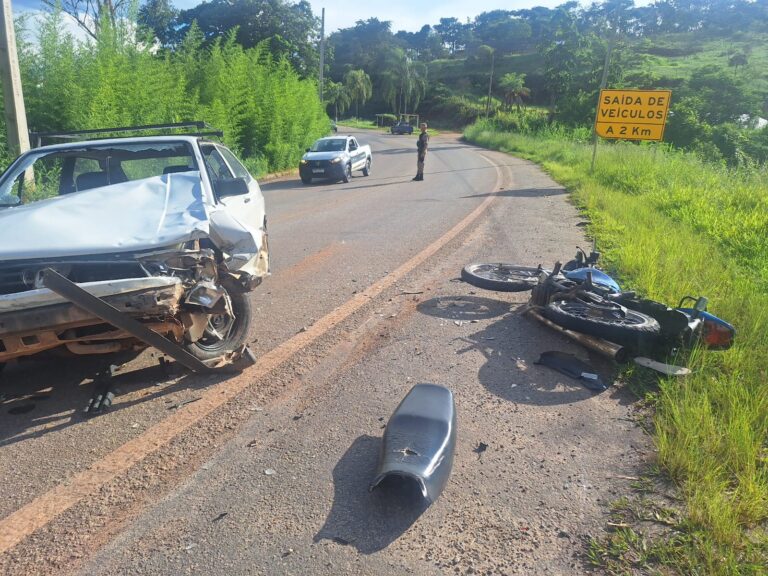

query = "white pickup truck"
[299,135,372,184]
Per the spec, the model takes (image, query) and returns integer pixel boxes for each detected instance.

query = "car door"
[348,138,366,170]
[201,144,264,234]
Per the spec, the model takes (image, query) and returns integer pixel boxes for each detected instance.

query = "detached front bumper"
[0,277,184,362]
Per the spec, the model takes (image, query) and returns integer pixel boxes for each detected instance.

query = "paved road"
[0,129,647,575]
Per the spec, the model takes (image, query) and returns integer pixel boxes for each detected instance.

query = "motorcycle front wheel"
[461,263,545,292]
[543,298,660,346]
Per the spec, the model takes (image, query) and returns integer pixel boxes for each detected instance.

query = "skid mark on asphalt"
[0,152,506,556]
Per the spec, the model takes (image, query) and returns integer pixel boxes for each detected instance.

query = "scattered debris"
[212,512,228,522]
[264,468,277,476]
[168,396,202,410]
[248,405,263,412]
[247,440,258,448]
[281,548,294,557]
[454,320,466,326]
[535,351,608,391]
[293,414,303,421]
[184,543,198,552]
[399,290,424,296]
[634,356,691,376]
[474,442,489,459]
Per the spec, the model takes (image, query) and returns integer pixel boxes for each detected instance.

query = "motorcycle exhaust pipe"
[527,309,630,363]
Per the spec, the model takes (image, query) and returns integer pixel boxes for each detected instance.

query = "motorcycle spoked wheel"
[461,263,546,292]
[185,290,252,361]
[543,298,660,346]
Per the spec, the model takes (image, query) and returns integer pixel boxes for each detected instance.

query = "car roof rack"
[29,121,224,148]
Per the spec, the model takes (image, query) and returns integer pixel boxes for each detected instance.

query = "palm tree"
[379,48,428,117]
[344,69,372,119]
[499,72,530,112]
[324,80,350,120]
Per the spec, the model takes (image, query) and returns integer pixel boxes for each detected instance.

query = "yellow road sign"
[595,89,671,141]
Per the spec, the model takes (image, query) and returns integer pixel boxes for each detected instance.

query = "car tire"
[185,290,253,361]
[362,158,371,176]
[342,163,352,183]
[301,175,312,184]
[461,263,545,292]
[543,298,660,346]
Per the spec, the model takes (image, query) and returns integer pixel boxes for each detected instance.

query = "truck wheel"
[362,158,371,176]
[342,163,352,183]
[301,175,312,184]
[185,290,252,361]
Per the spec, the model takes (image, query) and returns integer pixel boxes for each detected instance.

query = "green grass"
[464,122,768,574]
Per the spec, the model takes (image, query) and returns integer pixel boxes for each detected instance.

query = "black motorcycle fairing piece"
[370,384,456,504]
[535,351,608,391]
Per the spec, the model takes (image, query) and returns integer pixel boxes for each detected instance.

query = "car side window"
[217,146,252,180]
[349,139,357,151]
[201,145,234,181]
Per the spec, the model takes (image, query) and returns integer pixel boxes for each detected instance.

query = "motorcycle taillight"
[703,320,735,350]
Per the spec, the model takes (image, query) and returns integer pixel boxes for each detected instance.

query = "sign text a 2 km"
[595,89,672,141]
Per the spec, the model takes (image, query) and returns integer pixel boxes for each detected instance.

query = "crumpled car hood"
[0,173,210,262]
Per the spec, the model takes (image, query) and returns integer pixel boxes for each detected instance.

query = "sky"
[11,0,568,34]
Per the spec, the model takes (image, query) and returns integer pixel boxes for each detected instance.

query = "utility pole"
[590,34,614,172]
[485,51,495,119]
[0,0,30,155]
[319,8,325,105]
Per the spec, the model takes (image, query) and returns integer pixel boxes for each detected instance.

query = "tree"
[499,73,530,111]
[472,10,532,55]
[324,80,350,120]
[344,69,372,118]
[379,48,428,116]
[138,0,178,46]
[41,0,133,40]
[434,17,466,55]
[173,0,321,77]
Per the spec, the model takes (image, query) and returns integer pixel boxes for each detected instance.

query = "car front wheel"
[342,163,352,183]
[185,290,252,361]
[362,158,371,176]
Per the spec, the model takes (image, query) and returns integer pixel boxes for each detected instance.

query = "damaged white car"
[0,133,269,369]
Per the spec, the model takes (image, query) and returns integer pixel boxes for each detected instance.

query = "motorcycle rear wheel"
[461,263,545,292]
[543,298,660,345]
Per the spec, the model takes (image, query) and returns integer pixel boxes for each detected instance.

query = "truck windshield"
[0,141,198,207]
[310,139,347,152]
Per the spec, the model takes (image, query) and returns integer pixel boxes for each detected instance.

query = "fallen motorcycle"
[461,249,735,359]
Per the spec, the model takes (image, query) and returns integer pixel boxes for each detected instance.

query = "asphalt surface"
[0,128,648,575]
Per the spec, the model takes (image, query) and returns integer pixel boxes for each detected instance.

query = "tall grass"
[465,121,768,573]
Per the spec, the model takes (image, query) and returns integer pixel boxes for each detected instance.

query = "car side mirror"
[216,177,249,198]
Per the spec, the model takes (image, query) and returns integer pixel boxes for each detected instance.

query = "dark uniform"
[414,125,429,181]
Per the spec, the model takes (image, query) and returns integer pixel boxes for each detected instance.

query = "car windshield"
[310,139,347,152]
[0,141,199,207]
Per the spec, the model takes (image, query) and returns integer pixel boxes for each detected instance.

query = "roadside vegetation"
[3,9,328,176]
[465,121,768,574]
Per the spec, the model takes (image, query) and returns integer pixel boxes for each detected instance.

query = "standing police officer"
[413,122,429,181]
